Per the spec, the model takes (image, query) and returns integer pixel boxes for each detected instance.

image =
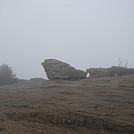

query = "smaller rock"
[86,66,134,78]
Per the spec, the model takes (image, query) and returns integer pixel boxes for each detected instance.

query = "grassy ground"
[0,75,134,134]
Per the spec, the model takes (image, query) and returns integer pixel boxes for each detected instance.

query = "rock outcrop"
[41,59,87,80]
[86,66,134,78]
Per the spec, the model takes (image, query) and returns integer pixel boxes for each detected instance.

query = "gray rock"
[41,59,87,80]
[86,66,134,78]
[86,68,110,78]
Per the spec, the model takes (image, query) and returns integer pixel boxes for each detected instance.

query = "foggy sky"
[0,0,134,79]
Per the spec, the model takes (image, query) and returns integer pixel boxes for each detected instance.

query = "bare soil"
[0,75,134,134]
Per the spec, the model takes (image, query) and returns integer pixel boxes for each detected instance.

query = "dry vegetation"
[0,75,134,134]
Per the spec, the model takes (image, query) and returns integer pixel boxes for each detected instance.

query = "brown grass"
[0,75,134,134]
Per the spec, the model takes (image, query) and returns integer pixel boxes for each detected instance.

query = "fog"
[0,0,134,79]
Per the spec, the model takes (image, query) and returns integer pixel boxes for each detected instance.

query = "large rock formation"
[86,66,134,78]
[41,59,87,80]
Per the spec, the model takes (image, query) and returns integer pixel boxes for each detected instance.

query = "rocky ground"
[0,75,134,134]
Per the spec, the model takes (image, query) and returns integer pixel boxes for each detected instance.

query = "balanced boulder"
[41,59,87,80]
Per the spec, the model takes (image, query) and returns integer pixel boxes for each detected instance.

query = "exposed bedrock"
[86,66,134,78]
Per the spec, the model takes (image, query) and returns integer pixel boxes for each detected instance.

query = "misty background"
[0,0,134,79]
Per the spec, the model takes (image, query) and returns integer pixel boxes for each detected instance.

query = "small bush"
[0,64,18,85]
